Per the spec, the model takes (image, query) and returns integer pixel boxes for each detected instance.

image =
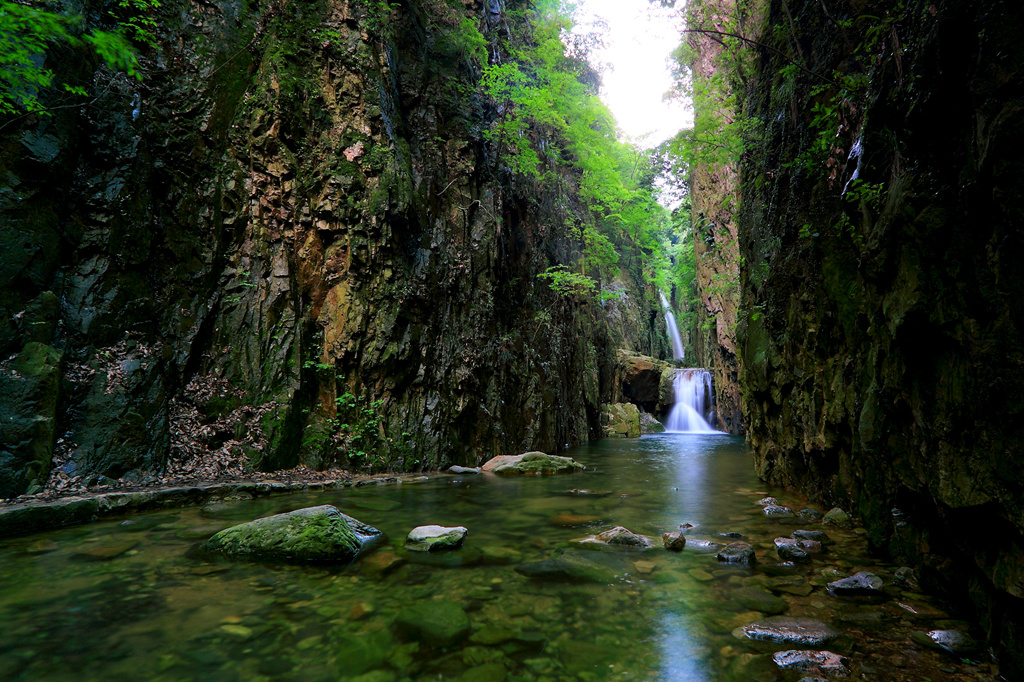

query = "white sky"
[570,0,693,147]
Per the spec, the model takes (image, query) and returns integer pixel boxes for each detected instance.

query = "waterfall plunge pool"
[0,436,990,681]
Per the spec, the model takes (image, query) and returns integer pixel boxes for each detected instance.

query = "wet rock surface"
[911,629,979,655]
[775,537,815,563]
[717,541,756,565]
[592,525,652,548]
[662,531,686,551]
[827,571,884,597]
[405,525,468,552]
[764,505,795,518]
[741,617,841,646]
[773,650,849,676]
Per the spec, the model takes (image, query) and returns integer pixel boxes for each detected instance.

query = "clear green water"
[0,436,989,681]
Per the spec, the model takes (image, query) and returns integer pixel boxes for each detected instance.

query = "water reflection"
[0,434,976,681]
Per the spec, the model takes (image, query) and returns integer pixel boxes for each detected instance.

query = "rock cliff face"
[0,0,664,495]
[738,0,1024,674]
[687,0,744,434]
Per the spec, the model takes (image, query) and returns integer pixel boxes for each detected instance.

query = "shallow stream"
[0,435,995,681]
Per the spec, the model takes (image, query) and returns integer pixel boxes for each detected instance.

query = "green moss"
[203,505,380,563]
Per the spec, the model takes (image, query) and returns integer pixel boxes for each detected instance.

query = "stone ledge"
[0,474,428,539]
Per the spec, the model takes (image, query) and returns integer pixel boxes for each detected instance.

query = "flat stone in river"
[773,650,850,676]
[827,571,884,597]
[741,617,841,646]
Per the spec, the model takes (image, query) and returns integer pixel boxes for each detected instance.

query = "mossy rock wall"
[737,0,1024,675]
[0,0,659,491]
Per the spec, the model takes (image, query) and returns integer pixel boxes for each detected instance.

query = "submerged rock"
[742,617,841,646]
[202,505,382,563]
[734,586,788,615]
[773,650,849,676]
[662,531,686,551]
[515,551,621,584]
[717,541,756,565]
[827,571,884,597]
[758,497,779,506]
[549,514,601,527]
[479,545,522,565]
[822,507,853,529]
[394,601,470,647]
[405,525,467,552]
[480,452,584,475]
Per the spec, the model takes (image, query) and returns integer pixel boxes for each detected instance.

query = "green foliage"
[480,0,680,305]
[332,392,385,463]
[436,16,488,64]
[364,0,401,39]
[537,265,596,299]
[0,0,156,115]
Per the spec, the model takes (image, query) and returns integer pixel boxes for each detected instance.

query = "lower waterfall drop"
[665,369,719,433]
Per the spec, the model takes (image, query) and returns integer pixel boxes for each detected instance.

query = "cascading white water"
[665,369,718,433]
[659,292,685,361]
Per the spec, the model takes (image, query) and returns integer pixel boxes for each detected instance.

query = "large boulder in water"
[202,505,382,563]
[600,403,641,438]
[481,451,584,475]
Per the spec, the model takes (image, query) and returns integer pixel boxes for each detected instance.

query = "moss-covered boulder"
[480,452,584,475]
[601,403,641,438]
[201,505,382,563]
[0,342,63,497]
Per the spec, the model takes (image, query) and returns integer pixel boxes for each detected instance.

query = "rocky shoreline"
[0,470,432,540]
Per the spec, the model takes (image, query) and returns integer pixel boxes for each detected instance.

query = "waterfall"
[659,292,685,361]
[665,369,719,433]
